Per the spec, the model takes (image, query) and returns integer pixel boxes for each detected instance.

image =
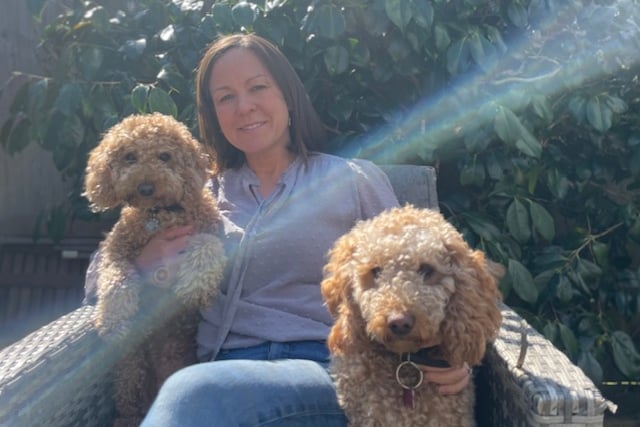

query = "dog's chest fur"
[331,351,475,427]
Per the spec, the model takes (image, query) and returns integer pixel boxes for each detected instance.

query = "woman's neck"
[246,150,296,198]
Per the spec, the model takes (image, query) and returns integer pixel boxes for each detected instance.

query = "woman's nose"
[236,93,255,113]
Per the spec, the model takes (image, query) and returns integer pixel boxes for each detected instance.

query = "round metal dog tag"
[145,217,160,233]
[395,360,424,390]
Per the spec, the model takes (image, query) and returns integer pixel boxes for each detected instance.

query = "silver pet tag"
[145,217,160,232]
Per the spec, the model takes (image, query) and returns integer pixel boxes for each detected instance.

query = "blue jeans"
[140,341,348,427]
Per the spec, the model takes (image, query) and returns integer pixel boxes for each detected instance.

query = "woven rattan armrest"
[0,305,116,427]
[476,304,614,426]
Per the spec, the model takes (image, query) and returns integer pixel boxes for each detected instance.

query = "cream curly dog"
[321,205,503,427]
[84,113,226,427]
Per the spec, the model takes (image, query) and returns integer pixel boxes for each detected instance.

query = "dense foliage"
[2,0,639,387]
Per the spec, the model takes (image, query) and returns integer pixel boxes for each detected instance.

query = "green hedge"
[2,0,639,386]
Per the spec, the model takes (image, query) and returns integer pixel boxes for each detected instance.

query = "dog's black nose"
[387,313,415,336]
[137,183,155,197]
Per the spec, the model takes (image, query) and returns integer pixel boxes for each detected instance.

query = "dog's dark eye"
[418,263,434,279]
[371,267,382,278]
[124,152,137,164]
[158,152,171,162]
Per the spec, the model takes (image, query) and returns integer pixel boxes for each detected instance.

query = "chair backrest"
[379,165,439,210]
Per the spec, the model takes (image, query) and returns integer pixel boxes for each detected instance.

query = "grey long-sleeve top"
[197,152,399,361]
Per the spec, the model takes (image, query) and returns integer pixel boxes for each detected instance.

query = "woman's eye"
[124,152,137,164]
[371,267,382,278]
[418,263,434,279]
[251,84,267,92]
[217,94,233,103]
[158,152,171,162]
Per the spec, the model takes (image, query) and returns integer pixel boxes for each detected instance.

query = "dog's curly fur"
[84,113,226,427]
[321,205,503,427]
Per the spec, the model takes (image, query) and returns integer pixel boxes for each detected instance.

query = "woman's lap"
[141,341,347,427]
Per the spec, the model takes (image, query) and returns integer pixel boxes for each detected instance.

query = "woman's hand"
[135,225,194,275]
[420,363,472,395]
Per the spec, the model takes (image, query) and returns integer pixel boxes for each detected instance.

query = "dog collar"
[145,204,184,233]
[396,347,450,410]
[402,346,450,368]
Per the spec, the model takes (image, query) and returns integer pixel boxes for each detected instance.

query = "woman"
[100,33,471,426]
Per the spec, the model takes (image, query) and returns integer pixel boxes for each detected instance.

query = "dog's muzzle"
[137,183,155,197]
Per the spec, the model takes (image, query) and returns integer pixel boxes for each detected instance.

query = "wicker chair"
[0,165,614,427]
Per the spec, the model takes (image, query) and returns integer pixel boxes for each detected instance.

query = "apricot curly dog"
[321,205,503,427]
[84,113,226,427]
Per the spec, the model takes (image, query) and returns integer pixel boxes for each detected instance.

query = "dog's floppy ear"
[184,141,211,191]
[321,234,357,318]
[83,135,119,211]
[321,234,360,355]
[440,241,503,366]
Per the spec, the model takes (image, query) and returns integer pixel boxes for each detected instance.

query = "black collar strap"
[402,346,450,368]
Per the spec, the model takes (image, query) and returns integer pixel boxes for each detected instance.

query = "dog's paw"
[173,233,226,305]
[94,270,143,340]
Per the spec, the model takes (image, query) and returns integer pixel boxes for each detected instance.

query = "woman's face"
[209,48,291,160]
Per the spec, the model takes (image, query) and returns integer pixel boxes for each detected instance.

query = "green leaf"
[313,4,345,40]
[494,106,542,157]
[468,30,495,71]
[411,0,434,30]
[327,95,353,122]
[446,37,470,75]
[27,0,47,19]
[546,168,571,199]
[54,83,83,116]
[530,94,553,123]
[77,46,104,80]
[131,84,150,113]
[349,39,370,67]
[120,38,147,59]
[494,106,520,145]
[508,259,538,303]
[558,323,579,359]
[148,87,177,117]
[507,1,528,28]
[7,118,31,154]
[460,161,485,186]
[611,331,640,378]
[529,201,555,241]
[462,212,501,241]
[542,322,557,342]
[211,2,234,32]
[555,275,573,303]
[567,95,587,122]
[232,1,257,29]
[578,351,603,384]
[385,0,413,32]
[591,241,609,266]
[159,25,176,43]
[576,258,602,281]
[59,113,85,148]
[586,96,612,132]
[434,24,450,52]
[506,198,531,243]
[604,95,627,114]
[323,46,349,75]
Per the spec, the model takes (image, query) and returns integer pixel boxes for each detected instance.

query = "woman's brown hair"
[195,33,327,174]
